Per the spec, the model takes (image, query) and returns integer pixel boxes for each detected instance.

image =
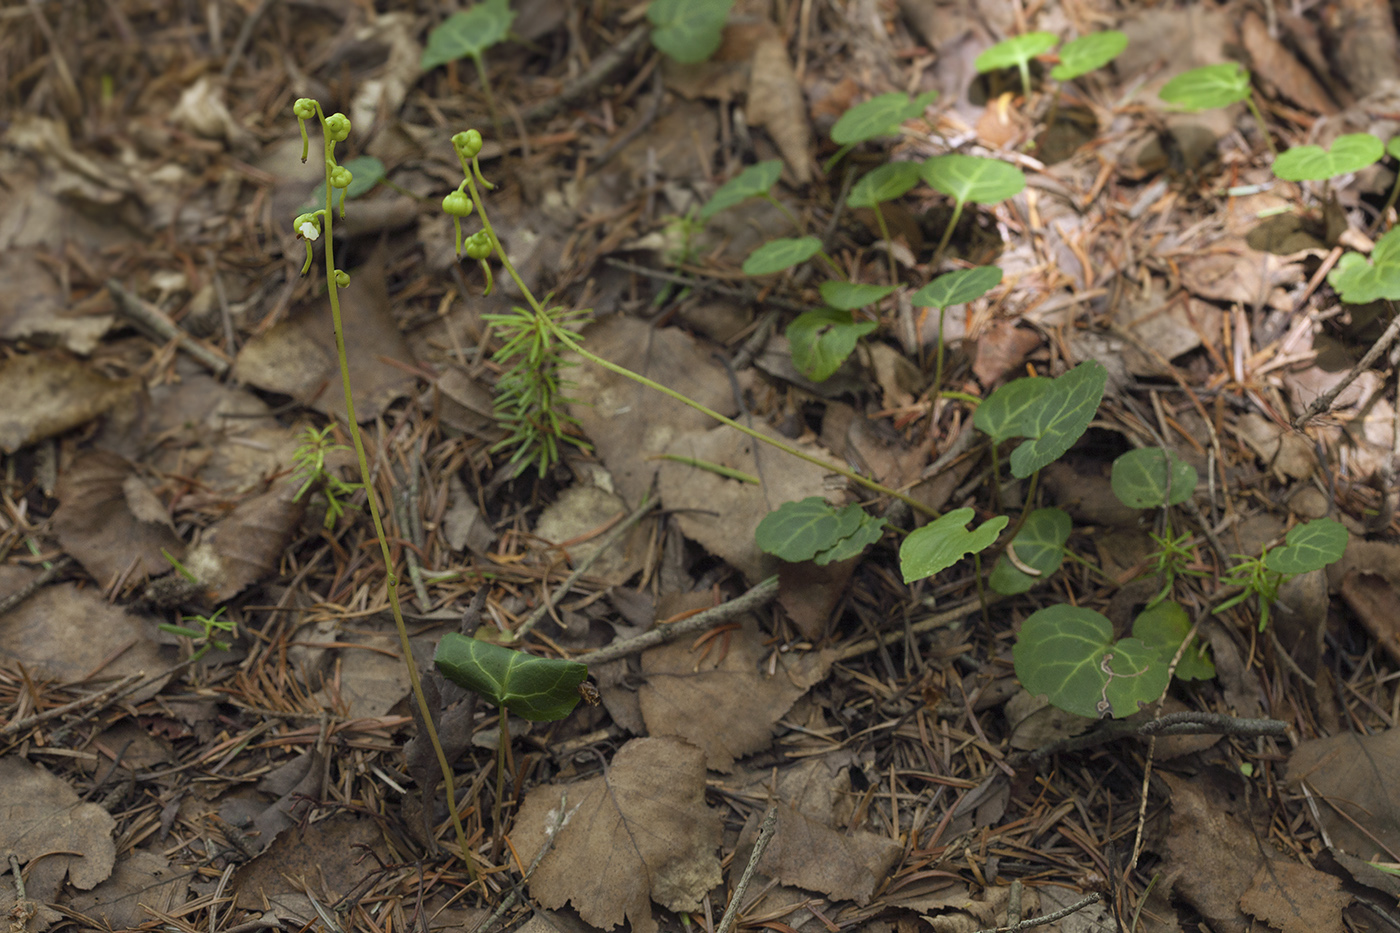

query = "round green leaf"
[421,0,515,70]
[1159,62,1251,112]
[831,90,939,146]
[989,507,1071,595]
[1111,447,1198,509]
[848,161,923,209]
[911,265,1003,310]
[975,32,1059,75]
[1388,136,1400,161]
[920,154,1027,207]
[434,633,588,721]
[1264,517,1348,574]
[815,508,887,565]
[1051,31,1128,81]
[744,236,823,276]
[1132,601,1215,681]
[1329,225,1400,304]
[1272,133,1384,182]
[973,376,1053,444]
[1013,605,1170,719]
[308,156,385,208]
[900,508,1008,583]
[1006,361,1109,478]
[699,160,783,221]
[786,308,877,382]
[819,281,896,311]
[755,497,859,562]
[648,0,734,64]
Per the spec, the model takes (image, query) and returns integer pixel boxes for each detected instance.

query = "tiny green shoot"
[421,0,515,139]
[920,154,1027,261]
[648,0,734,64]
[975,32,1058,97]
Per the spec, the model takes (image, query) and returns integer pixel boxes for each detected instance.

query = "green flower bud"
[453,129,484,159]
[442,191,473,217]
[464,230,493,260]
[325,113,351,142]
[293,98,317,120]
[334,269,350,288]
[330,166,353,189]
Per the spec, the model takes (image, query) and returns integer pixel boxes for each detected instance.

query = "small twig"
[522,23,650,123]
[107,280,231,376]
[971,893,1102,933]
[0,556,71,616]
[1295,300,1400,426]
[1018,711,1288,763]
[1,671,144,737]
[715,805,779,933]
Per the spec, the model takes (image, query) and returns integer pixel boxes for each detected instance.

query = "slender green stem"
[933,201,965,264]
[471,52,506,145]
[933,307,948,399]
[996,469,1040,548]
[493,709,507,859]
[1017,61,1032,99]
[940,390,982,406]
[1243,93,1277,157]
[817,250,845,277]
[871,204,898,285]
[764,193,804,234]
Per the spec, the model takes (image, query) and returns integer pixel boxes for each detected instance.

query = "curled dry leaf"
[183,481,306,602]
[755,803,902,906]
[54,449,184,586]
[0,352,137,455]
[746,34,812,183]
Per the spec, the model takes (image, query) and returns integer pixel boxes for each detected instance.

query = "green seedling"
[699,159,783,222]
[1329,224,1400,303]
[974,360,1108,479]
[848,161,923,282]
[1215,518,1347,630]
[1271,132,1383,183]
[1158,61,1274,155]
[1050,31,1128,82]
[900,508,1009,583]
[159,607,236,664]
[1111,447,1197,509]
[911,264,1003,394]
[421,0,515,140]
[648,0,734,64]
[989,507,1071,595]
[828,90,939,169]
[786,308,877,382]
[975,31,1058,97]
[920,154,1027,261]
[290,424,363,528]
[820,281,896,310]
[743,235,824,276]
[755,497,887,565]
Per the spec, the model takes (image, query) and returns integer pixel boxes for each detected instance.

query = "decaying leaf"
[746,33,812,183]
[53,449,184,586]
[1286,728,1400,859]
[756,802,901,905]
[1158,771,1267,933]
[0,757,116,895]
[0,352,138,455]
[183,481,306,601]
[1239,859,1350,933]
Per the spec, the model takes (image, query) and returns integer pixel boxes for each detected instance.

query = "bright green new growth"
[974,361,1109,478]
[699,160,782,221]
[1330,225,1400,303]
[421,0,515,138]
[920,154,1027,260]
[900,508,1009,583]
[1159,62,1251,111]
[159,607,236,660]
[1216,517,1347,630]
[848,162,923,209]
[786,308,877,382]
[1271,133,1383,182]
[989,507,1071,595]
[434,633,588,721]
[755,497,887,565]
[744,236,823,276]
[648,0,734,64]
[1051,31,1128,81]
[975,31,1058,96]
[820,281,895,310]
[290,424,364,528]
[912,264,1002,395]
[831,91,939,146]
[1111,447,1197,509]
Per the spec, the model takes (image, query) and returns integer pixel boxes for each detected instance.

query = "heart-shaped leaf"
[989,507,1071,595]
[911,265,1003,310]
[648,0,733,64]
[1051,31,1128,81]
[434,633,588,721]
[421,0,515,70]
[921,155,1027,208]
[786,308,877,381]
[973,376,1053,444]
[1131,601,1214,681]
[699,160,783,221]
[1013,605,1170,718]
[755,497,861,562]
[744,236,823,276]
[848,161,923,208]
[1264,517,1347,574]
[1329,226,1400,303]
[308,156,385,209]
[831,90,939,145]
[1007,361,1108,477]
[900,508,1008,583]
[1159,62,1251,111]
[819,281,896,311]
[1272,133,1384,182]
[1111,447,1197,509]
[975,32,1059,91]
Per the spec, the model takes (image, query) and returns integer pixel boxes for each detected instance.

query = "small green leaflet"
[975,32,1058,95]
[975,362,1108,478]
[434,633,588,721]
[1272,133,1383,182]
[900,508,1008,583]
[1159,62,1251,111]
[921,154,1027,207]
[699,160,782,221]
[1132,601,1214,681]
[1264,518,1347,574]
[1013,605,1170,719]
[648,0,734,64]
[848,162,922,209]
[831,90,939,146]
[1051,31,1128,81]
[421,0,515,70]
[911,265,1003,310]
[989,507,1071,595]
[744,236,822,276]
[786,308,877,382]
[308,156,385,209]
[819,281,895,310]
[1111,447,1197,509]
[755,498,885,565]
[1329,226,1400,303]
[1389,136,1400,161]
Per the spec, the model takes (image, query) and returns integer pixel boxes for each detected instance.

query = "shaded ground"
[4,2,1400,933]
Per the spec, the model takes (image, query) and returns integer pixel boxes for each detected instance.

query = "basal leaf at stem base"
[743,236,823,276]
[420,0,515,70]
[975,32,1059,77]
[1013,605,1170,719]
[974,376,1053,444]
[989,507,1071,595]
[848,161,923,209]
[911,265,1003,310]
[920,154,1027,207]
[900,508,1008,583]
[648,0,734,64]
[1271,133,1383,182]
[1263,517,1348,574]
[1131,601,1215,681]
[434,633,587,721]
[755,497,860,562]
[1006,360,1108,478]
[786,309,877,382]
[819,281,896,311]
[699,160,783,221]
[1111,447,1198,509]
[1329,225,1400,303]
[1159,62,1251,111]
[1051,31,1128,81]
[831,90,939,146]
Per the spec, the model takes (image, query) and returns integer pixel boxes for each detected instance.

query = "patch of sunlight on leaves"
[1159,62,1251,111]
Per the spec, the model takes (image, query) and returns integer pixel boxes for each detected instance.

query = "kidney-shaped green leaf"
[989,507,1071,595]
[900,508,1008,583]
[700,160,783,221]
[434,633,588,721]
[1051,31,1128,81]
[648,0,734,64]
[1159,62,1251,112]
[848,161,923,208]
[755,497,859,562]
[1329,225,1400,304]
[974,375,1053,444]
[1131,601,1215,681]
[744,236,822,276]
[421,0,515,70]
[831,90,939,146]
[786,308,877,382]
[819,281,896,310]
[1007,360,1108,478]
[911,265,1004,310]
[1111,447,1198,509]
[1264,517,1347,574]
[1013,605,1170,719]
[921,154,1027,208]
[975,32,1059,75]
[1272,133,1384,182]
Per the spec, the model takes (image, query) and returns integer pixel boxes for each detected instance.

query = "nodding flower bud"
[442,191,473,217]
[293,212,321,240]
[324,113,351,142]
[293,98,317,120]
[453,129,483,159]
[334,270,350,288]
[330,166,353,189]
[464,229,493,260]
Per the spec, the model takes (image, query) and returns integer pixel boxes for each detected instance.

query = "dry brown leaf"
[1340,571,1400,666]
[64,849,188,931]
[1286,729,1400,859]
[1239,860,1350,933]
[777,556,856,640]
[0,250,114,353]
[972,320,1041,387]
[0,352,138,454]
[511,737,723,933]
[746,34,812,184]
[231,813,390,910]
[0,757,115,896]
[1240,12,1336,116]
[757,803,901,906]
[1158,772,1267,933]
[534,484,646,586]
[184,481,306,601]
[53,449,184,586]
[1233,413,1316,481]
